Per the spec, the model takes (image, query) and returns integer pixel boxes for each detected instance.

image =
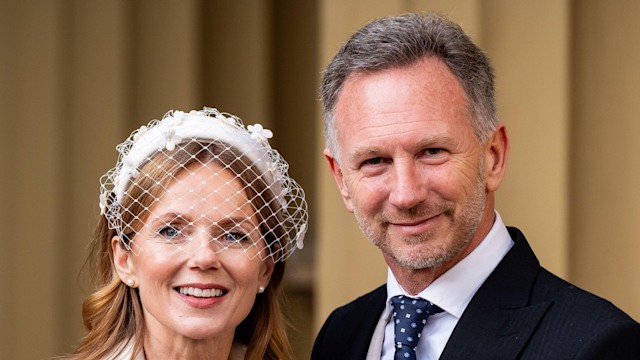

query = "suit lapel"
[440,228,550,360]
[440,301,551,360]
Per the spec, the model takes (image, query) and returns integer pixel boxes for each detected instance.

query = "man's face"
[326,57,496,272]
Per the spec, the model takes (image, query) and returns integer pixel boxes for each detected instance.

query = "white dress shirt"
[375,211,513,360]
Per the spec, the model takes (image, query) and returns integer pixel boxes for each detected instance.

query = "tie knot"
[390,295,442,316]
[390,295,442,360]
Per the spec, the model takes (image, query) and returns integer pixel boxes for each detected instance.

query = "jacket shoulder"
[311,285,386,360]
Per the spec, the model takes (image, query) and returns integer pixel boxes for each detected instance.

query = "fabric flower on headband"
[247,124,274,143]
[215,113,237,126]
[132,125,148,141]
[161,128,179,151]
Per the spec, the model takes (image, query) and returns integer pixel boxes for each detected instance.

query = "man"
[311,12,640,360]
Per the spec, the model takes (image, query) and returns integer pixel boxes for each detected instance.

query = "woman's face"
[113,161,274,344]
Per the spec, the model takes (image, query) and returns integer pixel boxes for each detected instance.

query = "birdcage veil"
[99,108,308,262]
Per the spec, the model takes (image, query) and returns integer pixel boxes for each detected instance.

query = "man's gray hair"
[321,12,498,160]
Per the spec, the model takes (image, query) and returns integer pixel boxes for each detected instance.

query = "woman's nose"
[187,232,222,270]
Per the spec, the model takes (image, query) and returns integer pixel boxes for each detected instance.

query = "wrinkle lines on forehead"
[147,163,258,224]
[157,170,249,207]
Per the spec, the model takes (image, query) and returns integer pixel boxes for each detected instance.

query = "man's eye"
[362,157,385,166]
[425,148,444,155]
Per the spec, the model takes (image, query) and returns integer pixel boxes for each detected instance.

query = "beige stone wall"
[0,1,638,358]
[570,0,640,319]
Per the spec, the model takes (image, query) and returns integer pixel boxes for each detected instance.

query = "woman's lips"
[174,284,229,308]
[177,286,225,298]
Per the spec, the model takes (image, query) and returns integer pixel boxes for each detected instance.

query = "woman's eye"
[159,226,180,238]
[222,231,248,243]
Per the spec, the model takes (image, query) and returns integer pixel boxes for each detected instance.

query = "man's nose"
[388,161,428,209]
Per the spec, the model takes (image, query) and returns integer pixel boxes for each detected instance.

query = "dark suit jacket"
[311,227,640,359]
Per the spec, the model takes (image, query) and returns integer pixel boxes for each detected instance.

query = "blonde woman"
[68,108,307,360]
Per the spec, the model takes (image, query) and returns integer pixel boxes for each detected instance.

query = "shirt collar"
[385,211,513,319]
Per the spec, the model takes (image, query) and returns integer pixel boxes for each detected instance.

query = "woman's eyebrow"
[151,212,189,224]
[215,216,258,229]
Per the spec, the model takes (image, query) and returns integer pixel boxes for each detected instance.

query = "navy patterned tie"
[391,295,443,360]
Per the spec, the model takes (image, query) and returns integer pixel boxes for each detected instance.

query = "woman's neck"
[143,331,235,360]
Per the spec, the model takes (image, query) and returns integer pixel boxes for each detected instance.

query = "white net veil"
[99,108,308,262]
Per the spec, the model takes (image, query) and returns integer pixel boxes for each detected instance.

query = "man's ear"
[484,123,510,192]
[324,149,354,212]
[112,236,137,285]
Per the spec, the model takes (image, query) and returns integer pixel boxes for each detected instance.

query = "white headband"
[114,109,277,203]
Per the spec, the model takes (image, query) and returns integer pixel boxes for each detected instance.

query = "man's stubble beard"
[353,164,487,271]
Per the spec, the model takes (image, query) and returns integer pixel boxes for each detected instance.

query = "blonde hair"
[69,142,293,360]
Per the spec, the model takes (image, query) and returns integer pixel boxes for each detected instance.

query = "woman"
[70,108,308,360]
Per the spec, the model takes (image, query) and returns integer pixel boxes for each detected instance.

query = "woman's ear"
[259,258,275,290]
[112,236,137,286]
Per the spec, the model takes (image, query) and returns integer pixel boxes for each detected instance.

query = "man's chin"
[382,241,455,270]
[393,252,451,270]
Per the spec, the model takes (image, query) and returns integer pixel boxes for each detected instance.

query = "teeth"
[178,287,224,298]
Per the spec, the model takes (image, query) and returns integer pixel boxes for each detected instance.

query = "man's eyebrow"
[415,135,455,148]
[351,147,380,160]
